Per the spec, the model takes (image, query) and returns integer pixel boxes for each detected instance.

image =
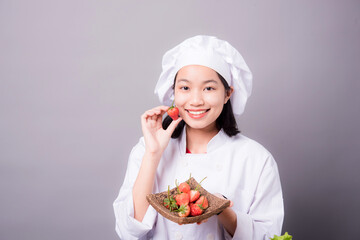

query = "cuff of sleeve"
[114,193,157,239]
[224,211,253,240]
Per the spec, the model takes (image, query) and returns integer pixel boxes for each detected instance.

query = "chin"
[184,120,216,131]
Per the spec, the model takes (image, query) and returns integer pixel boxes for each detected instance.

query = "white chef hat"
[154,35,253,116]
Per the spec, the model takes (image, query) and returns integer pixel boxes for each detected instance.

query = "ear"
[224,86,234,104]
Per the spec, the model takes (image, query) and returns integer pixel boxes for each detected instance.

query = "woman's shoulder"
[228,133,273,158]
[226,133,278,169]
[131,136,146,149]
[128,137,146,160]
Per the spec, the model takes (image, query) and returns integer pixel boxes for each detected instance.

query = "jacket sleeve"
[113,138,158,239]
[225,155,284,240]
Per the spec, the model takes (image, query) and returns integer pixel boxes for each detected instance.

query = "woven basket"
[146,177,231,224]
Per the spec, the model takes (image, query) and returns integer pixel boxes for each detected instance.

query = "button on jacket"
[113,128,284,239]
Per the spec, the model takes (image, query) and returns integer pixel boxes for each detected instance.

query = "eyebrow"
[176,79,219,84]
[203,79,219,84]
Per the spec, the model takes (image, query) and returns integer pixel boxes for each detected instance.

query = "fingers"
[141,106,169,125]
[196,218,208,225]
[141,106,169,119]
[166,117,183,133]
[213,193,224,199]
[214,193,233,208]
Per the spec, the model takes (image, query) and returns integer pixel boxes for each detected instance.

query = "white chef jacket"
[113,128,284,240]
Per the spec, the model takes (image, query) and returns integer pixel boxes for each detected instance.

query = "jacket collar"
[178,126,229,156]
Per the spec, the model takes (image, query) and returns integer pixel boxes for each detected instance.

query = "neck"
[186,123,219,154]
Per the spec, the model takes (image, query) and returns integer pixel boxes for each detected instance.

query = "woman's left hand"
[213,193,237,236]
[196,193,233,225]
[213,193,234,209]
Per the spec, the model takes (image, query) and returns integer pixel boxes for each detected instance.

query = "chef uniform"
[113,36,284,239]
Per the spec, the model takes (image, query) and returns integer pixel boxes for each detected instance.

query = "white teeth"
[188,110,207,115]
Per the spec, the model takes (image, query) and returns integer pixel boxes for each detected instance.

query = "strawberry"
[167,101,179,120]
[177,204,190,217]
[189,177,207,202]
[175,192,189,206]
[164,197,171,208]
[195,195,209,209]
[178,182,190,193]
[164,196,177,210]
[190,203,204,216]
[189,190,200,202]
[163,185,178,211]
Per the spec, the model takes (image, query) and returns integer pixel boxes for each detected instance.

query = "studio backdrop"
[1,1,359,239]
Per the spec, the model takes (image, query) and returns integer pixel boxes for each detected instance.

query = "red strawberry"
[167,106,179,120]
[163,195,178,211]
[177,204,190,217]
[189,190,200,202]
[175,192,189,206]
[190,203,204,216]
[189,177,207,202]
[195,196,209,209]
[163,185,178,211]
[167,101,179,120]
[163,198,170,208]
[178,182,190,193]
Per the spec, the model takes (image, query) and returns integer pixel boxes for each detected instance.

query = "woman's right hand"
[141,105,182,157]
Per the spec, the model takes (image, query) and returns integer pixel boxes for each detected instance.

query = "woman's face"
[174,65,233,131]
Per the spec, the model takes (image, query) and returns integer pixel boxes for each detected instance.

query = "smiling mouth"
[186,109,210,115]
[186,109,210,114]
[185,109,210,119]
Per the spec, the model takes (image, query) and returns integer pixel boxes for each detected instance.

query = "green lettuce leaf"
[270,232,293,240]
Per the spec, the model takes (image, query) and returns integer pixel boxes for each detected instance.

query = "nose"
[190,90,204,106]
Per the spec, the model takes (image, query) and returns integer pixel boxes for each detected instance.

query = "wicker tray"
[146,177,231,224]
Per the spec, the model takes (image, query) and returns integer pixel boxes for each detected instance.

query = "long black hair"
[162,72,240,138]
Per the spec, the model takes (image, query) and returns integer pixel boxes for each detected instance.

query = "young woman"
[113,35,284,240]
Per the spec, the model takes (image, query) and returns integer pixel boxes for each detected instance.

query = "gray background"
[1,0,359,239]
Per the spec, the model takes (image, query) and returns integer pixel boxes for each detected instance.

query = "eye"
[180,86,189,90]
[204,87,215,91]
